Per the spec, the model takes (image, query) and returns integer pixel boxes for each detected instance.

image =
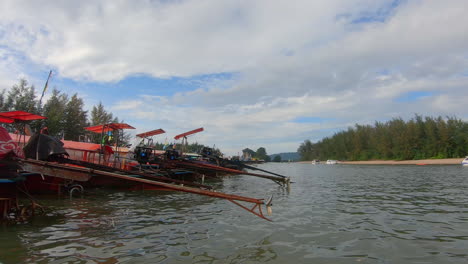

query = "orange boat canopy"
[174,127,204,140]
[85,123,135,133]
[0,111,47,123]
[136,129,165,138]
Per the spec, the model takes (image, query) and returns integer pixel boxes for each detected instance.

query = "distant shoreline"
[297,158,464,165]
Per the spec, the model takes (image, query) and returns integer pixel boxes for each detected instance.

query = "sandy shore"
[298,158,464,165]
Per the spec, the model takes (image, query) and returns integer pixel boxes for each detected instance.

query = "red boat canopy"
[174,127,204,140]
[136,129,165,138]
[0,111,47,123]
[85,123,135,133]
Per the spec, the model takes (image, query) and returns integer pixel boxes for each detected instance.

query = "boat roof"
[62,140,101,151]
[174,127,204,140]
[9,133,129,153]
[136,128,165,138]
[85,123,135,133]
[0,111,47,123]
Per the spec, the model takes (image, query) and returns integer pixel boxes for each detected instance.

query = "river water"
[1,163,468,263]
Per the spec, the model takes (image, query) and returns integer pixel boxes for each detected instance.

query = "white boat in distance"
[462,157,468,166]
[326,160,338,165]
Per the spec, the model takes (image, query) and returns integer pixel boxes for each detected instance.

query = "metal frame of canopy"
[84,123,135,166]
[136,128,166,149]
[174,127,204,154]
[133,129,167,165]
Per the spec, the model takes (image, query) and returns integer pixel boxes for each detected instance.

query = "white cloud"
[111,100,143,110]
[0,0,393,81]
[0,48,26,90]
[1,0,468,154]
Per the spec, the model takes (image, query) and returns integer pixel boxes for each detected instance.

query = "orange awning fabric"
[62,140,101,151]
[0,111,47,123]
[85,123,135,133]
[174,127,204,140]
[136,129,166,138]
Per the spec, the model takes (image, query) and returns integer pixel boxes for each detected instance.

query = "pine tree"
[89,102,119,143]
[63,94,88,141]
[43,89,69,138]
[3,79,38,112]
[90,102,116,126]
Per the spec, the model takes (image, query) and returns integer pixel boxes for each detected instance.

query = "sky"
[0,0,467,156]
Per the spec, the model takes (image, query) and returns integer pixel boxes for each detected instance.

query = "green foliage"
[298,115,468,161]
[2,79,37,113]
[241,147,272,161]
[63,94,88,141]
[273,155,282,162]
[0,79,125,144]
[298,140,314,161]
[254,147,268,161]
[1,79,42,131]
[43,89,69,137]
[90,102,117,126]
[88,102,119,143]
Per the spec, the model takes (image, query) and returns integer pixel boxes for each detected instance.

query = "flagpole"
[39,70,52,106]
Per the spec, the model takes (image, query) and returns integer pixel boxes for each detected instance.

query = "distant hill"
[269,152,300,161]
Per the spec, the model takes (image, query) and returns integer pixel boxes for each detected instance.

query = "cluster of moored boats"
[0,111,290,223]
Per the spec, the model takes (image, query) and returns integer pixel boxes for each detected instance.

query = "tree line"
[1,79,125,144]
[1,79,227,153]
[241,147,280,162]
[298,115,468,161]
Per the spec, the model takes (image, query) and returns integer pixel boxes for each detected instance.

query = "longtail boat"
[18,158,273,220]
[2,115,275,221]
[0,111,48,222]
[131,128,291,187]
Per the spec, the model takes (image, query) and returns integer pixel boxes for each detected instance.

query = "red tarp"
[8,133,129,153]
[136,129,165,138]
[174,127,204,140]
[0,111,46,123]
[0,117,13,124]
[85,123,135,133]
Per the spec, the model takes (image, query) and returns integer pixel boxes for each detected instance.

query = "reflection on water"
[1,164,468,263]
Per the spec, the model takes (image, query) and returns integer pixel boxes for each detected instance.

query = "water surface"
[1,163,468,263]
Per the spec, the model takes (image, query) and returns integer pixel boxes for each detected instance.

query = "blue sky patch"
[350,0,404,24]
[292,117,332,123]
[38,71,235,109]
[395,91,435,102]
[375,69,391,75]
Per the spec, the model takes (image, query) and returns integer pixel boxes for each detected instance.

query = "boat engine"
[165,149,180,160]
[200,147,214,156]
[134,146,153,164]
